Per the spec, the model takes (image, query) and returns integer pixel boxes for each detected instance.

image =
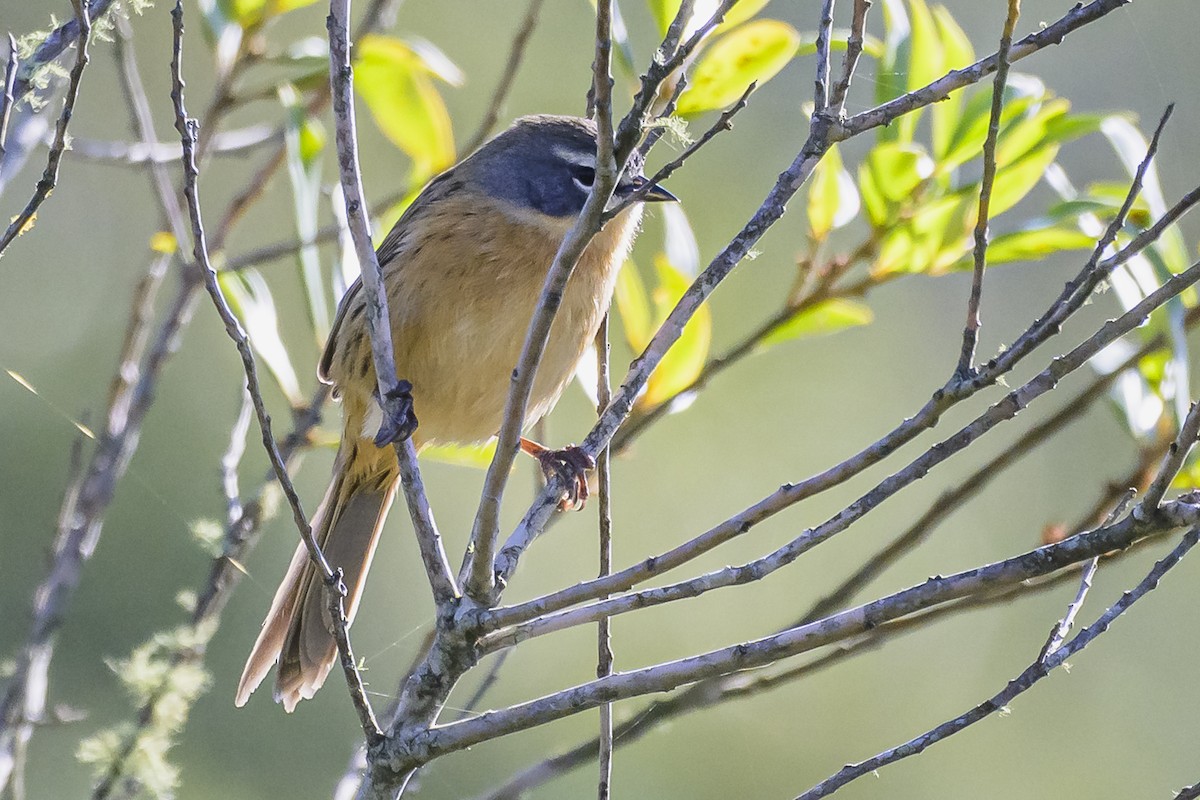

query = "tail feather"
[235,443,398,711]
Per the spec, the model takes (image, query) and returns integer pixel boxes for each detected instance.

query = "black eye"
[572,166,595,187]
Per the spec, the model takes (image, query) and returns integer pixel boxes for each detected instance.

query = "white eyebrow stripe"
[551,144,595,168]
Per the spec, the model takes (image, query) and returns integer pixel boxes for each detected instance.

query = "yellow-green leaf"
[615,260,653,352]
[865,141,935,204]
[930,5,974,159]
[638,257,712,410]
[149,231,177,254]
[218,270,302,404]
[422,441,497,470]
[897,0,941,143]
[986,144,1059,217]
[759,298,873,348]
[677,20,800,115]
[807,144,859,240]
[950,226,1095,270]
[355,35,455,176]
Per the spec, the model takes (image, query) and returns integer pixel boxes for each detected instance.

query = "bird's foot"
[520,438,595,511]
[373,379,418,447]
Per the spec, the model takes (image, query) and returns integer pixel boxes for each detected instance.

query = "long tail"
[235,438,398,712]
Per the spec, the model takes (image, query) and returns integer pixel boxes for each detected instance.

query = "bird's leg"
[373,379,419,447]
[519,437,595,511]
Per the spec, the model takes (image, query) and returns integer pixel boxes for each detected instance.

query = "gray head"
[462,115,676,218]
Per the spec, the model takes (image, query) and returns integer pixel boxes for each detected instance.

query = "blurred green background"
[3,1,1200,798]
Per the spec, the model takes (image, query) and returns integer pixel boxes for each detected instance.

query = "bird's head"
[462,114,677,219]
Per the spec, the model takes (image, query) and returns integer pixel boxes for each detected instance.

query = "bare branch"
[813,0,835,109]
[484,253,1200,643]
[1138,401,1200,513]
[390,500,1200,767]
[794,526,1200,800]
[827,0,870,112]
[0,0,91,257]
[171,0,380,743]
[327,0,457,610]
[955,0,1020,380]
[463,0,622,601]
[594,316,614,800]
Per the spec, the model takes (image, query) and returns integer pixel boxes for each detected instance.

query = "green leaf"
[864,141,935,204]
[639,256,712,410]
[930,5,975,159]
[677,20,801,115]
[986,144,1059,217]
[280,84,330,346]
[807,144,859,240]
[421,440,497,470]
[897,0,941,143]
[219,271,302,405]
[355,35,456,177]
[938,85,1039,173]
[647,0,682,36]
[873,0,909,124]
[760,299,873,348]
[949,225,1095,270]
[720,0,773,31]
[615,260,653,352]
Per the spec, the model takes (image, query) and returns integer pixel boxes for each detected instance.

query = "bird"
[235,114,676,711]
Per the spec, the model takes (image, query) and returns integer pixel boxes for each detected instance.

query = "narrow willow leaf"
[865,141,934,204]
[949,225,1095,269]
[421,441,497,470]
[897,0,941,143]
[807,144,859,240]
[355,35,456,176]
[615,260,653,352]
[759,298,873,348]
[677,19,801,115]
[219,270,302,405]
[930,5,975,158]
[639,257,712,410]
[985,144,1059,217]
[281,84,330,345]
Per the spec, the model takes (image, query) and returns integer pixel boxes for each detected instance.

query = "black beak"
[626,175,678,203]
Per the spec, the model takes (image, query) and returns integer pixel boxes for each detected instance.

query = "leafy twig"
[0,0,91,256]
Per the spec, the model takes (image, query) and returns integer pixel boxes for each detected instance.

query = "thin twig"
[1138,401,1200,514]
[813,0,835,109]
[0,0,91,256]
[605,81,754,222]
[170,0,381,744]
[482,253,1200,645]
[595,315,615,800]
[327,0,456,611]
[389,498,1200,767]
[794,526,1200,800]
[827,0,871,113]
[460,0,544,155]
[0,34,18,155]
[463,0,621,602]
[955,0,1019,380]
